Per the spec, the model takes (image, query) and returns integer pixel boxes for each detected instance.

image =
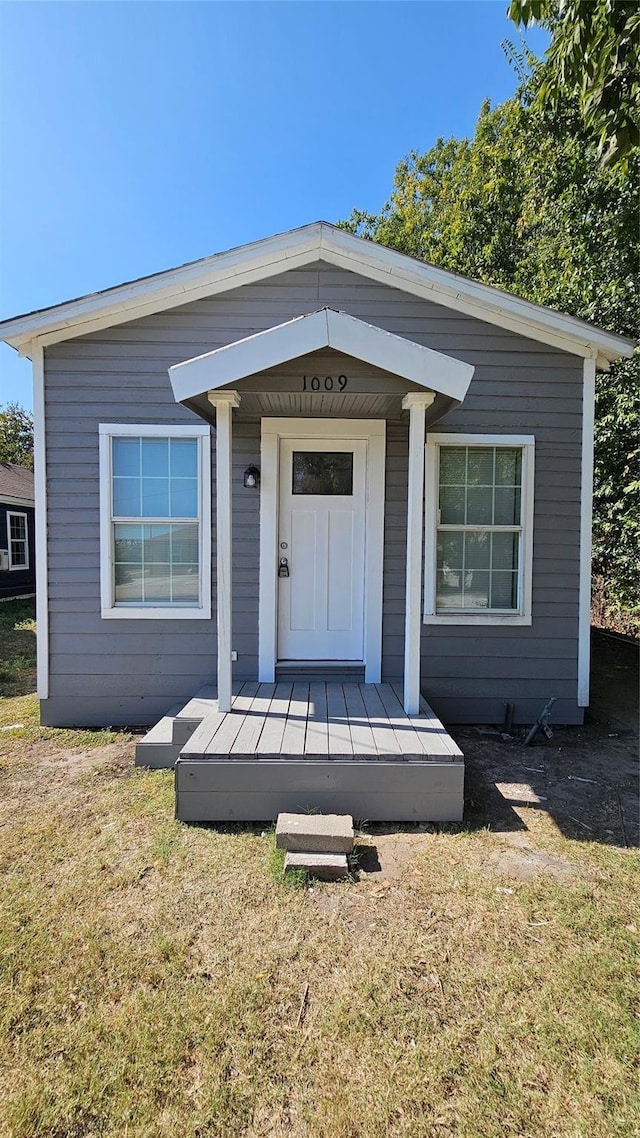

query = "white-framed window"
[424,434,535,626]
[99,424,211,620]
[7,511,29,570]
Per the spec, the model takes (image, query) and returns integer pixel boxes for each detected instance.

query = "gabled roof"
[169,308,475,404]
[0,463,34,503]
[0,221,634,368]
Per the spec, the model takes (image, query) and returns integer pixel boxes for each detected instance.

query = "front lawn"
[0,600,638,1137]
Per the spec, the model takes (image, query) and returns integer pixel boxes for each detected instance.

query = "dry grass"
[0,598,130,749]
[0,598,638,1136]
[0,740,638,1138]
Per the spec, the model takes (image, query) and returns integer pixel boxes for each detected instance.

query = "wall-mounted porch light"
[243,464,260,489]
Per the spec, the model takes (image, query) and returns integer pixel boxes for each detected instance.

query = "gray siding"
[42,262,583,726]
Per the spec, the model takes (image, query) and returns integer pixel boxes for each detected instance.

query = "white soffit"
[0,221,634,366]
[168,308,475,404]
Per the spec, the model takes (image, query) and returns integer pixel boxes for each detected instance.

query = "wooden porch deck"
[181,681,461,761]
[174,682,464,823]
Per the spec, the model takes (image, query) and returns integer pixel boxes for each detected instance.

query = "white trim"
[319,229,631,364]
[98,423,209,438]
[424,433,535,626]
[32,346,48,698]
[402,393,434,714]
[1,223,632,364]
[578,359,596,706]
[258,418,385,683]
[98,423,211,620]
[0,494,34,510]
[208,392,240,712]
[169,308,474,404]
[7,510,29,570]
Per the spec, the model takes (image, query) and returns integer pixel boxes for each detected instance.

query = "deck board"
[326,682,353,756]
[358,683,402,755]
[204,682,257,756]
[280,682,310,754]
[343,683,378,756]
[228,683,275,754]
[392,684,462,758]
[375,683,429,755]
[255,682,293,756]
[305,682,329,755]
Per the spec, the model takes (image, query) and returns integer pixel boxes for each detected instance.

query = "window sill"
[101,605,211,621]
[423,612,532,627]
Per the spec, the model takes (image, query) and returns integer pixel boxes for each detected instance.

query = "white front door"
[277,438,367,661]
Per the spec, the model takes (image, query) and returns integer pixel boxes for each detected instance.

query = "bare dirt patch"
[458,628,637,851]
[482,832,581,881]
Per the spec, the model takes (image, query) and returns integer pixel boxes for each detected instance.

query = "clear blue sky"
[0,1,547,410]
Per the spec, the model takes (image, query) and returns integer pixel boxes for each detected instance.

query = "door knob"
[278,557,290,578]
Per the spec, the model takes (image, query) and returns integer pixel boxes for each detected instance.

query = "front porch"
[135,681,464,822]
[167,307,475,719]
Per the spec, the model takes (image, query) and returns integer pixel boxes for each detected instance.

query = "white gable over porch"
[167,311,475,718]
[168,307,474,405]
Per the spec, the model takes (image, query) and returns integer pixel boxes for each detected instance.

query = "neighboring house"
[0,463,35,601]
[0,223,633,820]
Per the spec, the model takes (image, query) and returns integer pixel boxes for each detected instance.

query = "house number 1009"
[302,374,348,391]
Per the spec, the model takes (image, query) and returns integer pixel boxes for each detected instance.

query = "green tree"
[508,0,640,167]
[0,402,34,470]
[342,75,638,621]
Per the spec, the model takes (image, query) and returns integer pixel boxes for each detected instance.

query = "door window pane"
[292,452,353,495]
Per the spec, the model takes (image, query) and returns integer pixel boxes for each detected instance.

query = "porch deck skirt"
[174,682,464,823]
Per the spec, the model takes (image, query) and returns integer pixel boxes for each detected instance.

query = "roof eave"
[0,220,635,365]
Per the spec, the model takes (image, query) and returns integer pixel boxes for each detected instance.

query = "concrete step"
[276,812,354,854]
[284,851,349,880]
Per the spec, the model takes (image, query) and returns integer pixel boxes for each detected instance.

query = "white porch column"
[207,391,240,713]
[402,392,435,715]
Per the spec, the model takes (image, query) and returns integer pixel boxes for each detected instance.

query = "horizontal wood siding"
[43,261,582,725]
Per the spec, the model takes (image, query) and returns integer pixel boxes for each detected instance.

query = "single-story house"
[0,223,633,820]
[0,463,35,601]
